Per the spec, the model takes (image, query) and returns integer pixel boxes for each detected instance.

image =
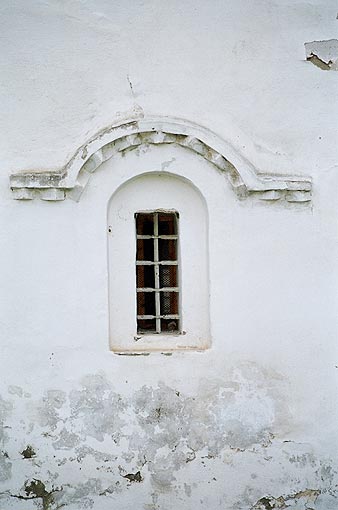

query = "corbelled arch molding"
[10,115,312,204]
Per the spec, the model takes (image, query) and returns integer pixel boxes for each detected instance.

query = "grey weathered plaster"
[0,451,11,483]
[34,390,67,431]
[0,365,336,509]
[0,395,13,446]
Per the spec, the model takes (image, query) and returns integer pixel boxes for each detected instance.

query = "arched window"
[107,172,210,352]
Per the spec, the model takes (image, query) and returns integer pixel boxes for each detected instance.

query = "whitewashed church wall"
[0,1,337,509]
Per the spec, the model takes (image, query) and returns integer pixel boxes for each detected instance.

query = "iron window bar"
[137,288,179,292]
[137,315,180,320]
[135,211,180,334]
[136,261,178,266]
[137,235,178,239]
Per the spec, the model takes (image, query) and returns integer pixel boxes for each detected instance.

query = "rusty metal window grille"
[135,211,180,334]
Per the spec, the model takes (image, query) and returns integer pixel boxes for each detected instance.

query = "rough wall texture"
[1,365,337,509]
[1,1,338,509]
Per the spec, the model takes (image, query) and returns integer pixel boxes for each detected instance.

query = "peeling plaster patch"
[0,450,12,481]
[99,481,123,497]
[60,478,103,509]
[148,461,177,490]
[35,390,67,431]
[74,445,118,463]
[306,54,332,70]
[252,488,321,509]
[21,445,36,459]
[0,395,13,444]
[122,470,142,483]
[305,39,338,70]
[1,367,337,508]
[69,373,126,442]
[9,479,62,510]
[225,419,272,450]
[129,368,280,487]
[52,428,81,450]
[24,479,58,509]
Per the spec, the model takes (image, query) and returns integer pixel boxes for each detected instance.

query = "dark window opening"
[135,211,180,334]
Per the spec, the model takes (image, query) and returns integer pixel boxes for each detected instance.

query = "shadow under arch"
[107,168,209,218]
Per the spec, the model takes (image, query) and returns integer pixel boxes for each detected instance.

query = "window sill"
[110,332,210,353]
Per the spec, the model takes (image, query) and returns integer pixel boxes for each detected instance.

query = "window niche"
[107,172,210,352]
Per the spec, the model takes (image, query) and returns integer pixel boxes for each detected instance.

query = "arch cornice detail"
[10,115,312,203]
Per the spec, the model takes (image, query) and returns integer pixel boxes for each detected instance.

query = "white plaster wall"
[0,1,338,509]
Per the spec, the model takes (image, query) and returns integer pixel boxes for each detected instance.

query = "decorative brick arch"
[10,115,311,203]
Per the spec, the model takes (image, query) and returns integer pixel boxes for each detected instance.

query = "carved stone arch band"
[10,115,312,204]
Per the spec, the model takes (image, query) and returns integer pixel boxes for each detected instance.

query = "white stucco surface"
[1,1,338,509]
